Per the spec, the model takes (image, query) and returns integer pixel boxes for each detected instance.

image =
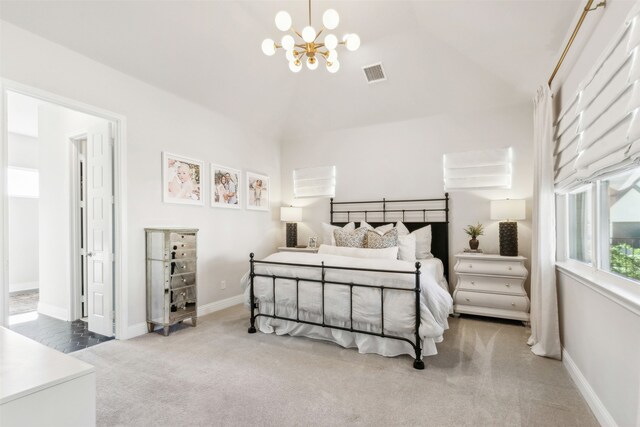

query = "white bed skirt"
[254,301,443,358]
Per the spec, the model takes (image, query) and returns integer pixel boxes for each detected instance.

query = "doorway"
[1,82,127,346]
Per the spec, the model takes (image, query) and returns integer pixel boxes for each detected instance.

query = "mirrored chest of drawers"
[453,253,529,324]
[146,228,198,336]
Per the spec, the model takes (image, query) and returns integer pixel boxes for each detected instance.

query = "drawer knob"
[511,302,516,306]
[182,253,186,256]
[469,264,473,268]
[508,266,512,270]
[471,281,475,285]
[506,284,511,288]
[181,235,185,239]
[182,278,187,283]
[182,265,186,269]
[465,298,470,302]
[181,244,185,248]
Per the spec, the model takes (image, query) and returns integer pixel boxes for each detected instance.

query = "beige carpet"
[73,305,597,426]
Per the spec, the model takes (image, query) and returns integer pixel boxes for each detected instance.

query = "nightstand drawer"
[170,233,197,250]
[457,275,526,295]
[455,290,529,312]
[455,259,526,277]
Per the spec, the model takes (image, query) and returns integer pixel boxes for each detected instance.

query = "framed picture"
[308,236,318,248]
[246,172,270,211]
[211,164,241,209]
[162,152,204,206]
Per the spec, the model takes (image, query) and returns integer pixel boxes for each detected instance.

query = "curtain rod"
[548,0,606,86]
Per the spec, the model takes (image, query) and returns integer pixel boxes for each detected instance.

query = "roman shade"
[553,3,640,192]
[443,148,512,191]
[293,165,336,198]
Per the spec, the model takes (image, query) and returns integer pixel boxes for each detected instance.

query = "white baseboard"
[9,281,39,294]
[37,302,68,321]
[124,294,244,340]
[197,294,244,317]
[562,348,616,427]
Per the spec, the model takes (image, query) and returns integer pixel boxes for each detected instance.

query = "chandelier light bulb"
[324,34,338,50]
[326,50,338,63]
[261,38,276,56]
[275,11,292,31]
[322,9,340,30]
[346,33,360,51]
[286,50,296,62]
[327,60,340,73]
[302,26,317,43]
[306,56,319,70]
[281,35,295,51]
[289,59,302,73]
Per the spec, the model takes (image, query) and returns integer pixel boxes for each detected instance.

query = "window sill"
[556,261,640,316]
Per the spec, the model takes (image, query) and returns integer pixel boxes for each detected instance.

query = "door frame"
[69,132,87,322]
[0,79,128,339]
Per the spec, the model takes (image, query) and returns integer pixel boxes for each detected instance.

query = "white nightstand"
[453,253,530,324]
[277,246,319,253]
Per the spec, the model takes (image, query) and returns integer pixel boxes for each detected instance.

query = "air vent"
[362,63,386,84]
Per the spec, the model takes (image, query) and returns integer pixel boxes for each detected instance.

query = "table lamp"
[490,199,526,256]
[280,206,302,247]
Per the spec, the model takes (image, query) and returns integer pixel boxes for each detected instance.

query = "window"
[599,169,640,281]
[7,167,39,198]
[568,187,592,264]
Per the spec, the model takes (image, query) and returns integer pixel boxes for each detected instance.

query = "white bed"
[241,251,453,359]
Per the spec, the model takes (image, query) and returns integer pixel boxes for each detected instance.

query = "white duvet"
[241,252,453,358]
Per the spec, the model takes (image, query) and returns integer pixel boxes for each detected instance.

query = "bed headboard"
[330,195,450,280]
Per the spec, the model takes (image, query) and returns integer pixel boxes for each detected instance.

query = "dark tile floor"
[10,314,114,353]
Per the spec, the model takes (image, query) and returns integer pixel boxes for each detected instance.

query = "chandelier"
[261,0,360,73]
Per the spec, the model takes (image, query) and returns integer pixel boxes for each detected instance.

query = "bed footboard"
[247,253,425,370]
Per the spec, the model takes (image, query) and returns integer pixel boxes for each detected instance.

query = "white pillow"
[317,244,399,260]
[321,222,355,245]
[360,221,394,234]
[397,234,416,262]
[396,222,432,259]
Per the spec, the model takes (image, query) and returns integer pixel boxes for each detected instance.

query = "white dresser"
[453,253,530,323]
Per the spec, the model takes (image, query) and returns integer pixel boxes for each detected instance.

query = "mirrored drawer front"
[456,260,526,277]
[171,260,196,274]
[458,275,526,295]
[456,291,529,312]
[171,285,196,305]
[170,249,196,260]
[170,233,196,250]
[170,273,196,289]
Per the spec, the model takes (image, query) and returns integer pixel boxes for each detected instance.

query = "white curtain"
[528,85,561,359]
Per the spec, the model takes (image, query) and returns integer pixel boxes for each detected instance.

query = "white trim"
[556,262,640,316]
[8,281,39,294]
[124,295,244,339]
[0,79,128,339]
[197,294,244,317]
[126,322,150,339]
[562,348,617,427]
[37,301,69,321]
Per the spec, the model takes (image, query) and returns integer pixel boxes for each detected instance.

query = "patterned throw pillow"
[366,228,398,249]
[333,227,368,248]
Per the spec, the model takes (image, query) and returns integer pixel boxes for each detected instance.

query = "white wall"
[280,104,534,293]
[37,103,105,320]
[7,132,39,292]
[1,22,282,335]
[551,1,640,426]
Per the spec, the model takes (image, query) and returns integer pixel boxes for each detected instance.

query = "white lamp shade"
[322,9,340,30]
[275,11,292,31]
[490,199,526,221]
[281,206,302,222]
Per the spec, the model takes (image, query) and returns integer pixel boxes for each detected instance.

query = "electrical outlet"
[220,280,226,290]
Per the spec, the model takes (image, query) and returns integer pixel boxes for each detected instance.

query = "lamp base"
[286,223,298,248]
[499,221,518,256]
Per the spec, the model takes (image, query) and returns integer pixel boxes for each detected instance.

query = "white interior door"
[86,122,114,337]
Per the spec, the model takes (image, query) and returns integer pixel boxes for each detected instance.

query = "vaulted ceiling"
[0,0,581,139]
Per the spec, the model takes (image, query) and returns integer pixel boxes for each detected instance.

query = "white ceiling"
[0,0,582,139]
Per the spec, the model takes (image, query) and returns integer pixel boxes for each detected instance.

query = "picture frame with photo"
[162,152,204,206]
[308,236,318,248]
[211,164,241,209]
[246,171,270,211]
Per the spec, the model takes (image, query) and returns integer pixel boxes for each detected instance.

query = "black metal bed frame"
[248,195,450,370]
